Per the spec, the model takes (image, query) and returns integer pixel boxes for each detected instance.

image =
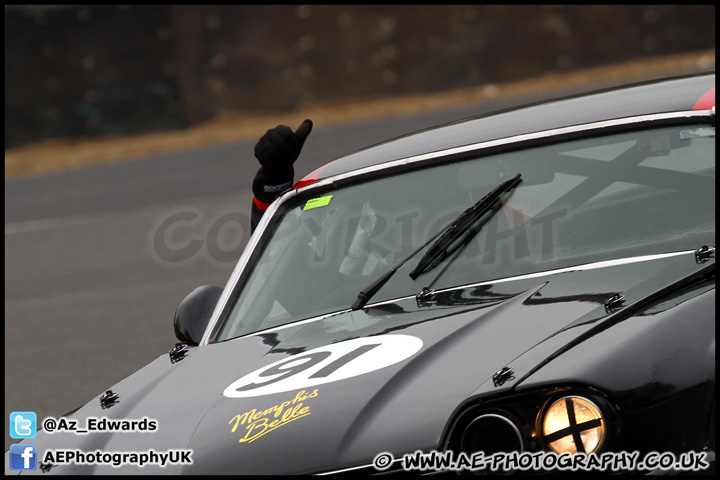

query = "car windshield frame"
[205,112,715,345]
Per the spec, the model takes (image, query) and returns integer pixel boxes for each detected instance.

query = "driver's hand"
[254,119,313,175]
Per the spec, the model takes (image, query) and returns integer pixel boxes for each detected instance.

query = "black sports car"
[6,73,715,475]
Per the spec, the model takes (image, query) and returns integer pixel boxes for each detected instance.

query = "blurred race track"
[4,65,713,450]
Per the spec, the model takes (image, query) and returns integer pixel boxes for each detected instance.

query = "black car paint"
[7,73,714,474]
[16,252,714,474]
[307,74,715,183]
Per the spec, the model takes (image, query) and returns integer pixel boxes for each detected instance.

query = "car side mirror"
[174,285,223,346]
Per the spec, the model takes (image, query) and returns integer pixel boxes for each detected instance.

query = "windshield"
[216,124,715,341]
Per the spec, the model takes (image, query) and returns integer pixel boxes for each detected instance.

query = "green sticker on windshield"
[303,195,333,211]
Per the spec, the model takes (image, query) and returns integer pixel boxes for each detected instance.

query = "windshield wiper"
[409,173,523,281]
[350,173,522,310]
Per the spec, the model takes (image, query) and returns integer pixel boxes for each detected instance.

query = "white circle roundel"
[223,335,423,398]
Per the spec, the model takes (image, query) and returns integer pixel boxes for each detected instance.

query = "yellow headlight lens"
[541,396,605,454]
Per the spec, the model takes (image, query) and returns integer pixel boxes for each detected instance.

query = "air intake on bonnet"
[460,413,524,455]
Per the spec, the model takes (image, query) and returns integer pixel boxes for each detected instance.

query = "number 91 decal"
[224,335,423,398]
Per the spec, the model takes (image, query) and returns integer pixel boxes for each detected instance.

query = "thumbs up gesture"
[251,119,314,211]
[254,119,313,175]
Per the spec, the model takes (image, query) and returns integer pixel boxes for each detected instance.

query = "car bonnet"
[18,249,713,474]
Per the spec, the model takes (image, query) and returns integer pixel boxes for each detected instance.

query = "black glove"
[252,119,313,205]
[254,119,313,175]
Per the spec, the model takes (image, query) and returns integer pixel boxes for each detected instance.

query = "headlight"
[460,413,525,455]
[538,395,606,454]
